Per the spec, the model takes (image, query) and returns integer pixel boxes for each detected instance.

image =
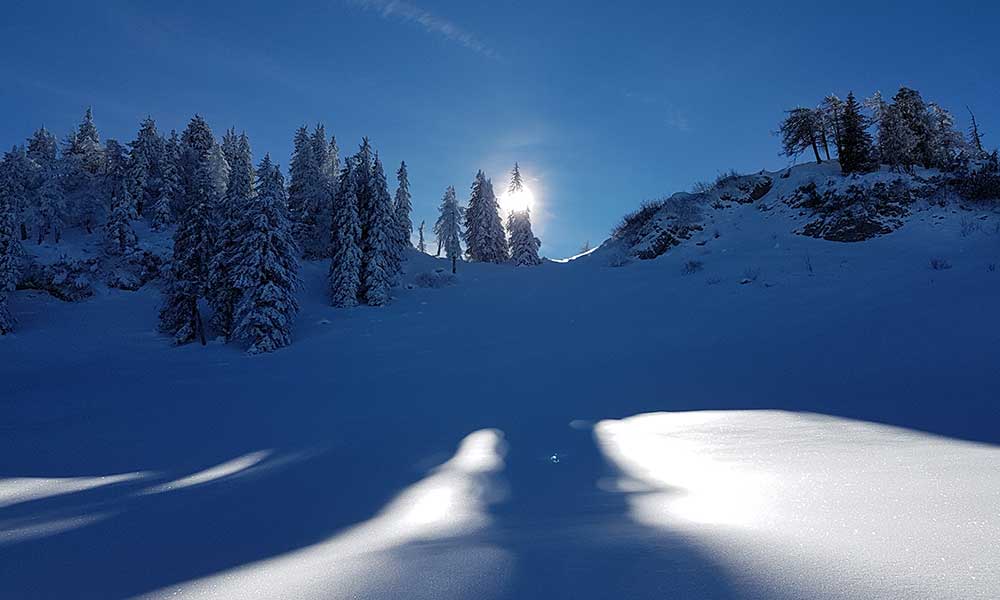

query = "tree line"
[778,86,997,179]
[0,108,543,345]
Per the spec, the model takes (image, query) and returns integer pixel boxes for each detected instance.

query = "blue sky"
[2,0,998,257]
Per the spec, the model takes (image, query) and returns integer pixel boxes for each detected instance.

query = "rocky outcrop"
[784,179,916,242]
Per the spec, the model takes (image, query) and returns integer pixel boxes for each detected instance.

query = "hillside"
[2,167,999,598]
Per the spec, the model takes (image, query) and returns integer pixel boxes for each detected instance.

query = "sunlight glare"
[500,185,535,215]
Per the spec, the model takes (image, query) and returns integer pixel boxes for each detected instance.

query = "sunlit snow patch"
[138,450,272,495]
[140,429,510,600]
[595,411,1000,599]
[0,472,150,509]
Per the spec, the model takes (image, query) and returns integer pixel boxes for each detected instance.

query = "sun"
[500,185,535,215]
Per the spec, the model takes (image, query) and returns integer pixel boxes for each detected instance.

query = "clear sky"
[2,0,998,257]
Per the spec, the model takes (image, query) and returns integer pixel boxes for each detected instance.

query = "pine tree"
[127,117,165,217]
[151,131,181,231]
[434,185,462,271]
[837,92,873,174]
[34,164,65,244]
[779,108,824,164]
[0,174,19,334]
[231,154,300,354]
[1,147,31,242]
[417,220,426,253]
[159,116,218,345]
[879,103,918,172]
[508,208,542,266]
[354,137,374,225]
[103,140,138,255]
[328,157,362,307]
[927,103,963,170]
[463,170,487,260]
[305,124,334,259]
[360,153,394,306]
[486,173,510,259]
[288,126,312,247]
[62,108,105,233]
[893,87,934,169]
[967,108,986,157]
[209,132,254,340]
[390,160,413,276]
[288,125,336,259]
[26,129,62,244]
[464,170,508,262]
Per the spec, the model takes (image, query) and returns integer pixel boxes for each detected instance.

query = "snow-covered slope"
[2,180,999,598]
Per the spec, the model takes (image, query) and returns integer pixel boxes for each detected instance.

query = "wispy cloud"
[347,0,499,59]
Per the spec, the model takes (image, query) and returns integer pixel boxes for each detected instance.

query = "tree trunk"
[20,223,27,241]
[452,256,456,274]
[811,139,823,164]
[193,302,207,346]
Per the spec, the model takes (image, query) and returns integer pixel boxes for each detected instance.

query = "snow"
[596,411,1000,599]
[2,173,999,598]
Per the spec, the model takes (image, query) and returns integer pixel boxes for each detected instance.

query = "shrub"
[413,270,457,288]
[682,260,704,274]
[929,258,952,271]
[960,217,980,237]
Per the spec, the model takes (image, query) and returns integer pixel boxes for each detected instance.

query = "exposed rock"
[785,179,914,242]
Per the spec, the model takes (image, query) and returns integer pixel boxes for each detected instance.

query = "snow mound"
[596,410,1000,599]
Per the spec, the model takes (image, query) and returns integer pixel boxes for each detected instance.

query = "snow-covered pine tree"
[779,108,824,164]
[508,208,542,266]
[325,134,340,198]
[434,185,462,271]
[485,176,509,260]
[927,103,963,170]
[158,115,219,345]
[463,170,486,260]
[0,146,31,242]
[207,141,230,201]
[25,128,61,243]
[103,139,138,255]
[328,156,362,307]
[303,125,334,259]
[33,163,65,244]
[417,220,426,254]
[878,102,918,172]
[354,137,374,226]
[151,130,181,231]
[127,117,165,217]
[837,92,873,174]
[389,160,412,277]
[360,153,394,306]
[287,126,312,247]
[209,132,254,340]
[893,87,934,169]
[0,170,19,334]
[221,128,239,166]
[463,170,508,263]
[230,154,300,354]
[62,108,105,233]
